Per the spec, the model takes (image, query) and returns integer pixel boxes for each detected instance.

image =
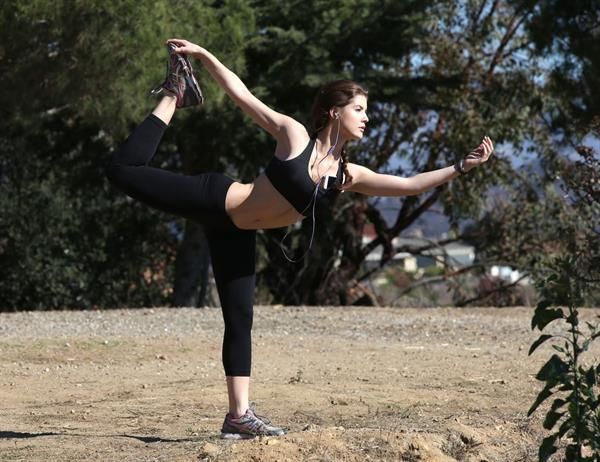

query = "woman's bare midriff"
[224,172,304,230]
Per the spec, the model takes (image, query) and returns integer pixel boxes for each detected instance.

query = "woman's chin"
[343,130,364,141]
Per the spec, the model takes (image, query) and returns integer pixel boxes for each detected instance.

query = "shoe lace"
[150,53,183,95]
[249,403,273,425]
[150,72,178,95]
[254,412,272,425]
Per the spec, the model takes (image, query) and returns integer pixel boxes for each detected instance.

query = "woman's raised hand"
[464,136,494,171]
[166,38,205,58]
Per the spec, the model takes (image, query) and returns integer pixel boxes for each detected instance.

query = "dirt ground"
[0,306,598,462]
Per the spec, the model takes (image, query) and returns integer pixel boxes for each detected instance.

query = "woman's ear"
[328,108,339,121]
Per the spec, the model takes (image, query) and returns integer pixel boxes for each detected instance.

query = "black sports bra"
[264,135,343,216]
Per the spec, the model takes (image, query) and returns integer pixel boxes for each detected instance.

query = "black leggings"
[105,114,256,377]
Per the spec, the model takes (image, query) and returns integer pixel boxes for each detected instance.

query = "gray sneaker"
[151,43,203,108]
[220,408,285,440]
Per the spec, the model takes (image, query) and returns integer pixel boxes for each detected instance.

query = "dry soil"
[1,306,599,461]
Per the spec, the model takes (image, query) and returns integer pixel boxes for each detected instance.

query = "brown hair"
[310,79,368,188]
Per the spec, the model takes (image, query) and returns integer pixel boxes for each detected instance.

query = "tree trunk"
[171,220,210,307]
[261,199,370,305]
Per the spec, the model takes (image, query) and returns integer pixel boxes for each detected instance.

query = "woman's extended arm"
[344,137,494,196]
[166,38,298,138]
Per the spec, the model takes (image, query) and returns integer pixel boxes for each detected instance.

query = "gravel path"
[1,305,538,340]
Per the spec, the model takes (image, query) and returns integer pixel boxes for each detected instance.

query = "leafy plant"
[528,256,600,461]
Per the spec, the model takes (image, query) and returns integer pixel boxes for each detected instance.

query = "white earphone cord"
[278,117,341,263]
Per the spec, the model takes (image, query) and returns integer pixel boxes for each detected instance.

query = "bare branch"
[357,235,480,284]
[485,4,533,85]
[472,0,488,27]
[501,41,532,60]
[389,264,485,305]
[375,106,402,169]
[481,0,500,30]
[392,187,443,235]
[456,273,530,306]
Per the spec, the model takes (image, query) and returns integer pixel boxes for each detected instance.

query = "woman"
[105,38,494,439]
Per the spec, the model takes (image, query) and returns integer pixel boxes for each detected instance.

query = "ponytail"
[339,146,353,188]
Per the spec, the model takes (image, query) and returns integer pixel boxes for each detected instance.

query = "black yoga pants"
[105,113,256,377]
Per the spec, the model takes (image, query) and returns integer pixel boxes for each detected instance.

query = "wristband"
[454,158,467,175]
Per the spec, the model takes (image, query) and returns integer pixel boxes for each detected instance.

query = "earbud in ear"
[335,113,340,119]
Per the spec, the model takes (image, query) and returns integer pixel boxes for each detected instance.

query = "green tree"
[522,0,600,136]
[2,0,598,310]
[0,0,255,310]
[465,1,600,306]
[241,0,573,305]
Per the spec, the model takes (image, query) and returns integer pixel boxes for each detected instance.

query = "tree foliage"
[1,0,598,309]
[0,0,254,310]
[522,0,600,136]
[246,0,593,305]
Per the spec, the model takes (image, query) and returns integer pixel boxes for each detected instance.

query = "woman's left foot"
[220,408,285,440]
[150,43,204,108]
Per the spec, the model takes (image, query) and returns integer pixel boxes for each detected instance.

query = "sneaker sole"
[220,431,257,440]
[179,56,204,106]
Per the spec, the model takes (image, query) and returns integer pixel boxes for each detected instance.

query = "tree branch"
[471,0,488,27]
[389,264,485,305]
[485,4,533,85]
[392,187,443,235]
[357,234,478,284]
[456,273,530,306]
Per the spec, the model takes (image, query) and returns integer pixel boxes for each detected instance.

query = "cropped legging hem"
[105,113,256,377]
[225,369,251,377]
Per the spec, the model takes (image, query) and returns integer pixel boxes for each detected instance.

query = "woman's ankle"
[229,407,249,419]
[151,94,177,125]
